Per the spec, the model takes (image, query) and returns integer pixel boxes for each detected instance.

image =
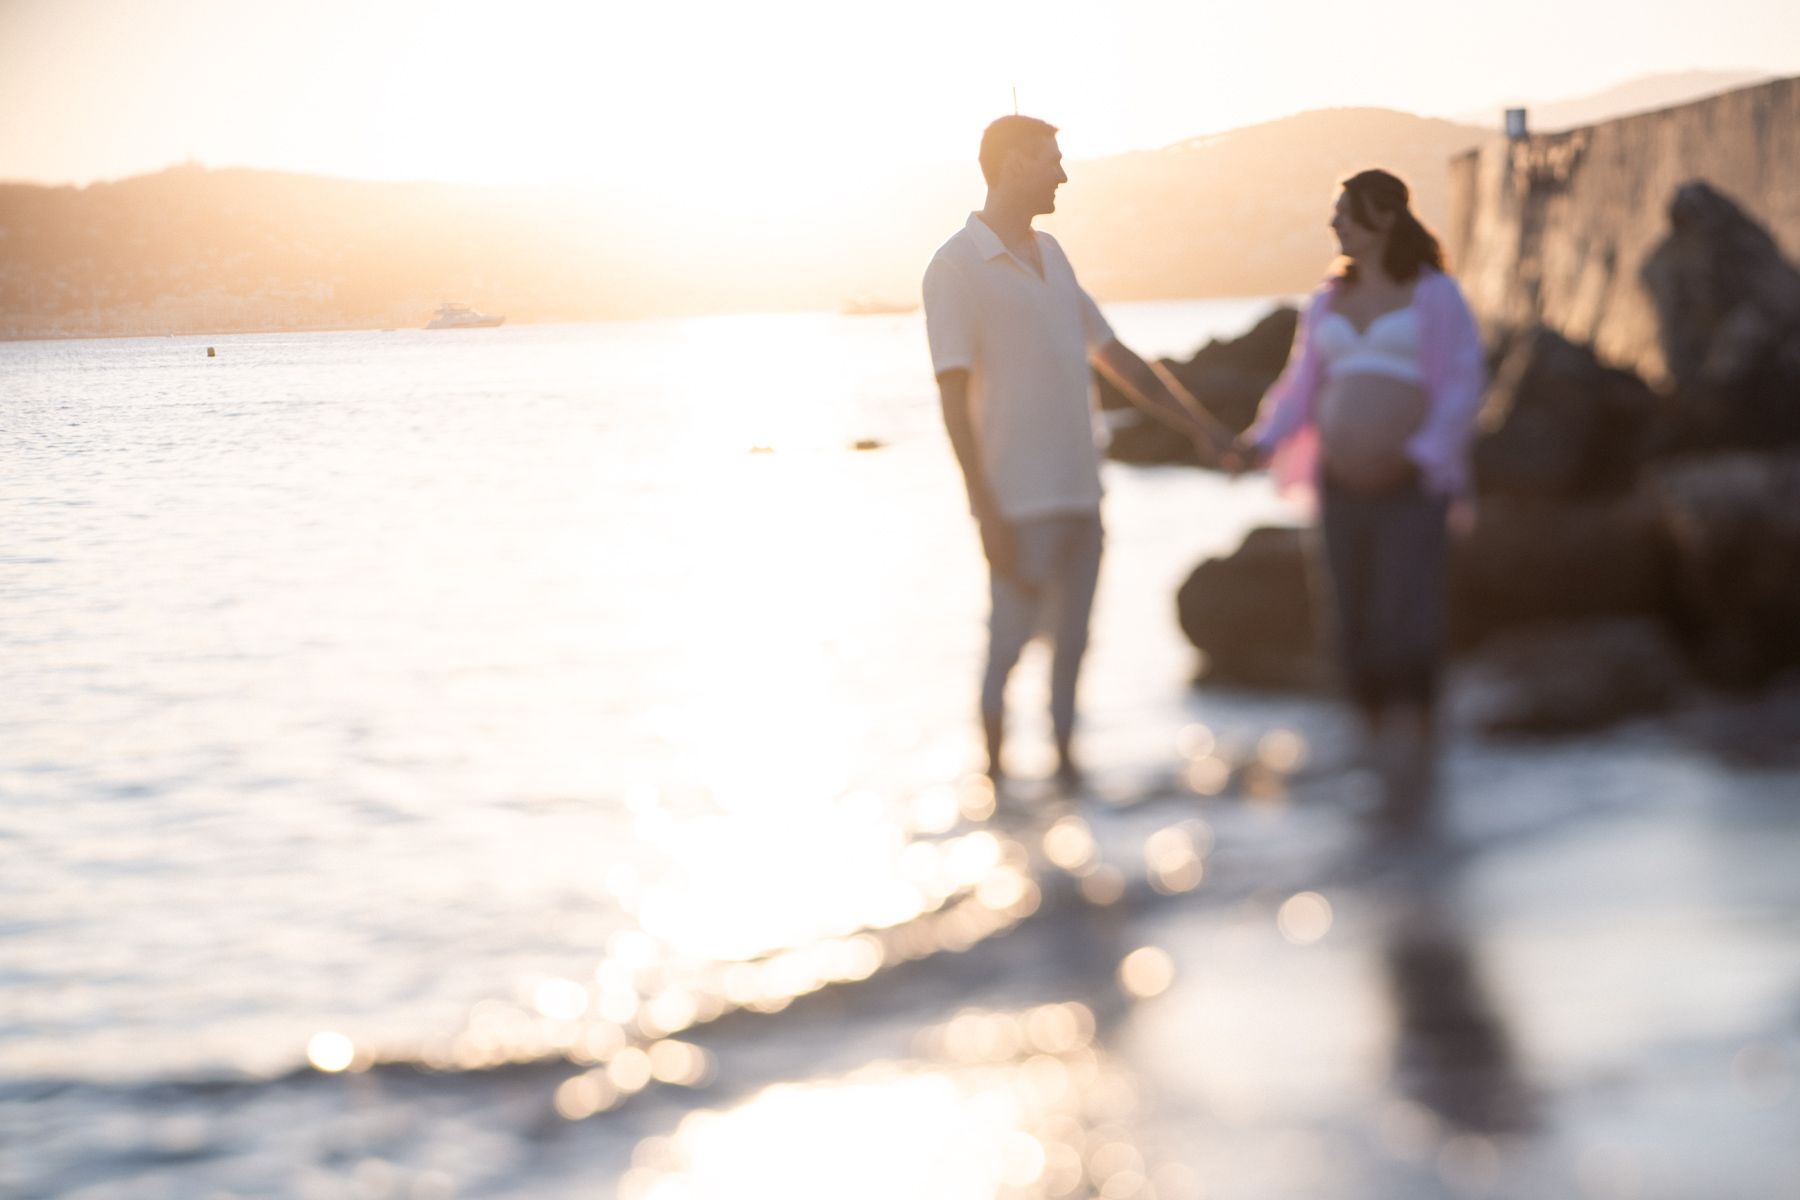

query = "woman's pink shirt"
[1249,267,1487,499]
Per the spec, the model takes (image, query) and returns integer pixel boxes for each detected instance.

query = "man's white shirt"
[923,212,1116,522]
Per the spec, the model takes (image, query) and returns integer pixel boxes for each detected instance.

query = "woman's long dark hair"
[1339,169,1445,283]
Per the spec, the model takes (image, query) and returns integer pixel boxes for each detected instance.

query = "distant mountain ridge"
[1043,107,1487,299]
[0,107,1488,337]
[0,165,645,337]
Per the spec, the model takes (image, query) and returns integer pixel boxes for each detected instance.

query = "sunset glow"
[3,0,1793,325]
[4,0,1796,192]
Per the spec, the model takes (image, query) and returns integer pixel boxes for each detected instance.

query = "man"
[923,115,1235,787]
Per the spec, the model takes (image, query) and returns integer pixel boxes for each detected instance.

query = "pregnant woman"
[1244,168,1486,832]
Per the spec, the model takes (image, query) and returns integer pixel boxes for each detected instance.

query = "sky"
[2,0,1797,197]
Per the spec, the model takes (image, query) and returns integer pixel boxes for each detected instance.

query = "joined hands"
[1187,426,1262,477]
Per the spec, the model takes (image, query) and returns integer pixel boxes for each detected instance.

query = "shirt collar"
[964,212,1015,262]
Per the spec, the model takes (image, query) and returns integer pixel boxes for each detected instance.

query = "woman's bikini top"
[1316,306,1423,385]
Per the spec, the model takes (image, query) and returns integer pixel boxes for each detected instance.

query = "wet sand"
[13,698,1797,1200]
[498,702,1800,1199]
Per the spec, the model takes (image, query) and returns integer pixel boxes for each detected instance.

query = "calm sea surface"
[1,299,1287,1083]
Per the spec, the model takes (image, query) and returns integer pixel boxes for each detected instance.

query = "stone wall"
[1447,75,1800,388]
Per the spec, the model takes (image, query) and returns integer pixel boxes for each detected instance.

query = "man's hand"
[978,513,1031,589]
[937,368,1031,584]
[1236,436,1271,476]
[1093,341,1240,467]
[1187,426,1238,471]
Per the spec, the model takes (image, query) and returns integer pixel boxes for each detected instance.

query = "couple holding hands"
[922,115,1486,830]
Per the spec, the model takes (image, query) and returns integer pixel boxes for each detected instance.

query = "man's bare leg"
[1047,515,1102,790]
[1054,734,1084,789]
[984,710,1007,783]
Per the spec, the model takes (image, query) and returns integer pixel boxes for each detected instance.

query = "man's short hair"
[979,116,1058,186]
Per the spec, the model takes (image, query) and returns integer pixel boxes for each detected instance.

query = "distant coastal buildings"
[0,282,357,340]
[0,165,545,339]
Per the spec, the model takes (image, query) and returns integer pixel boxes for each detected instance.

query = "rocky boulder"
[1471,327,1657,500]
[1165,305,1302,430]
[1447,491,1669,648]
[1104,410,1203,466]
[1178,496,1670,685]
[1652,451,1800,687]
[1641,181,1800,452]
[1458,618,1687,735]
[1676,674,1800,767]
[1175,525,1326,689]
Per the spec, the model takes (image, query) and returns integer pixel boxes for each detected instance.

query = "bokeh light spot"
[1277,892,1333,944]
[534,977,590,1021]
[608,1046,655,1093]
[1144,825,1205,894]
[1079,865,1126,906]
[306,1031,355,1073]
[1001,1131,1048,1186]
[1185,756,1231,796]
[1177,723,1216,760]
[555,1072,621,1120]
[1257,728,1309,773]
[1043,817,1097,872]
[1118,947,1175,999]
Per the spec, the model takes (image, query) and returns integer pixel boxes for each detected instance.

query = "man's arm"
[1091,339,1238,466]
[936,369,1023,582]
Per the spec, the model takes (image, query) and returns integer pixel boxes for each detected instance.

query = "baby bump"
[1318,374,1430,491]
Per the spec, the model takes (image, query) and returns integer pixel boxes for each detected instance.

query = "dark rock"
[1176,363,1289,438]
[1192,305,1302,374]
[1471,327,1656,500]
[1641,181,1800,452]
[1676,672,1800,767]
[1104,413,1199,466]
[1651,451,1800,687]
[1175,525,1327,688]
[1166,306,1302,430]
[1177,497,1672,688]
[1099,306,1299,465]
[1459,618,1687,735]
[1447,492,1668,649]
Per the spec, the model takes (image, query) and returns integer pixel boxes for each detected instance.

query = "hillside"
[0,165,642,336]
[0,109,1489,337]
[1044,107,1489,298]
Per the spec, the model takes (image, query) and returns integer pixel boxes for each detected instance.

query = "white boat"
[425,303,505,330]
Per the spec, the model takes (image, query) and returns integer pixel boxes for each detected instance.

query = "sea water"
[1,300,1289,1190]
